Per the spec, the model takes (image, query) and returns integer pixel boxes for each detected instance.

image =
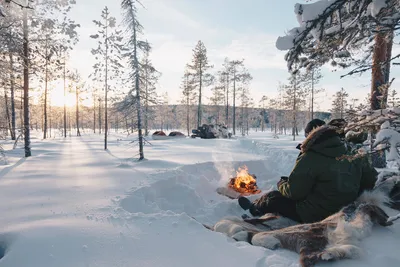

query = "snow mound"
[120,176,206,214]
[119,159,283,224]
[374,128,400,161]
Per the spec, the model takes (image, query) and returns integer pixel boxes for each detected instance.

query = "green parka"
[278,126,377,223]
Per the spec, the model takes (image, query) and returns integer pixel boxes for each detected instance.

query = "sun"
[50,80,76,107]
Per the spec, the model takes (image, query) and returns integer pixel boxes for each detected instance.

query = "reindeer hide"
[206,176,400,267]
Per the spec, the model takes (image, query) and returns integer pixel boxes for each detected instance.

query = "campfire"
[217,165,261,199]
[229,165,261,195]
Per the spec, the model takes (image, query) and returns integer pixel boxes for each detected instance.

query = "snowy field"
[0,130,399,267]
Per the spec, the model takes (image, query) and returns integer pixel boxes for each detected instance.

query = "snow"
[276,0,391,52]
[275,26,306,51]
[369,0,388,17]
[374,128,400,161]
[0,130,399,267]
[0,5,6,18]
[276,0,340,51]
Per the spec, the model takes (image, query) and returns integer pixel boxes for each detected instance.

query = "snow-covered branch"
[276,0,400,72]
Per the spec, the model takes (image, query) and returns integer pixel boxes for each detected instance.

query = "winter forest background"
[1,1,400,267]
[1,0,400,160]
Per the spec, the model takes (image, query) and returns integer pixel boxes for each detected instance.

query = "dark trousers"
[250,190,302,222]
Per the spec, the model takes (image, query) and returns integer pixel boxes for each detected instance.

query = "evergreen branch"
[8,0,34,10]
[340,53,400,78]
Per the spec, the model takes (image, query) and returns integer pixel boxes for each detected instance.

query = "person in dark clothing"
[295,118,326,152]
[238,124,378,223]
[328,118,346,138]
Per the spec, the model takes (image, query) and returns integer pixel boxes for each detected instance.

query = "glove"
[277,177,288,188]
[296,143,301,150]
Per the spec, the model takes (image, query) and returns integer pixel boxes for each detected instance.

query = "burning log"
[217,165,262,199]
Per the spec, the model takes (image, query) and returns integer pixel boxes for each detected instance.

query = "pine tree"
[229,60,252,135]
[221,58,231,127]
[30,0,80,139]
[0,7,22,141]
[330,88,349,119]
[181,67,196,136]
[209,71,225,124]
[239,87,252,136]
[159,92,169,131]
[121,0,146,160]
[303,67,324,120]
[20,0,32,157]
[90,6,124,149]
[187,40,213,128]
[139,42,160,136]
[282,73,307,141]
[259,95,268,132]
[389,89,399,107]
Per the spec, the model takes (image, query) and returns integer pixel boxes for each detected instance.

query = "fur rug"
[205,176,400,267]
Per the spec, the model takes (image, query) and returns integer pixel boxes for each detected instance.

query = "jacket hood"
[301,125,347,158]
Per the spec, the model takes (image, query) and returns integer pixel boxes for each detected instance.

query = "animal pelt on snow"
[204,176,400,267]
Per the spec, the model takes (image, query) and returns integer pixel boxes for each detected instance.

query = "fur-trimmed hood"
[301,125,347,158]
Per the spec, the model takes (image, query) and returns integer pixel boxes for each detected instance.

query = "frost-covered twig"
[387,213,400,223]
[341,54,400,78]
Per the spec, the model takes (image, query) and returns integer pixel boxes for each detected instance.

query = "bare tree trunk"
[43,36,48,139]
[125,117,129,134]
[9,52,16,140]
[311,68,314,120]
[104,11,108,149]
[233,71,236,135]
[186,87,190,136]
[225,73,229,127]
[197,64,202,128]
[133,22,144,160]
[371,32,389,110]
[63,53,67,138]
[144,63,149,136]
[116,111,119,133]
[369,30,393,168]
[23,5,31,157]
[240,103,244,136]
[49,100,52,138]
[76,86,81,137]
[20,80,23,131]
[98,98,101,134]
[93,98,96,133]
[292,77,297,141]
[4,89,12,138]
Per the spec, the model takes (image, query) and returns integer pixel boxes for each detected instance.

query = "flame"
[228,165,261,195]
[234,165,256,188]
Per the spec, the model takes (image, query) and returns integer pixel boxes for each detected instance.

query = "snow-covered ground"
[0,130,399,267]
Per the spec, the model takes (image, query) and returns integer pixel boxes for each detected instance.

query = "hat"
[328,119,346,137]
[328,118,346,128]
[305,119,326,136]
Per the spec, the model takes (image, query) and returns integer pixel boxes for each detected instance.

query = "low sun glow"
[50,81,76,107]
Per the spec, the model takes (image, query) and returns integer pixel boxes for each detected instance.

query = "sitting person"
[238,124,378,223]
[296,118,326,153]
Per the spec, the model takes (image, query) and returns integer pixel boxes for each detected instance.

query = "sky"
[68,0,400,112]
